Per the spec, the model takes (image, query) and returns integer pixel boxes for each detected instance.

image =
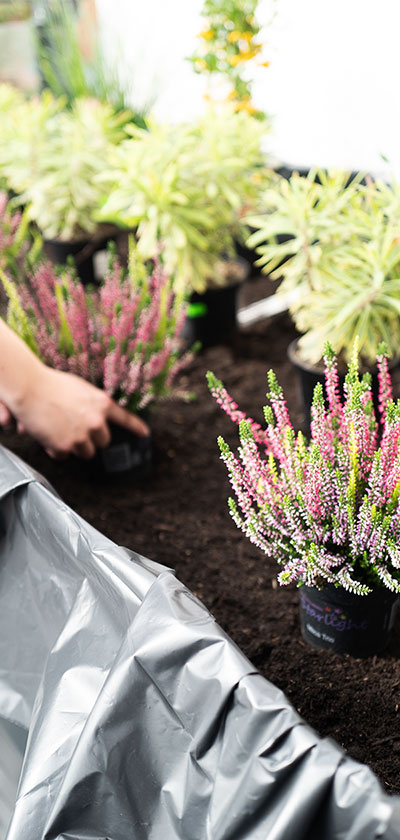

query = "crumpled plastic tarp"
[0,443,399,840]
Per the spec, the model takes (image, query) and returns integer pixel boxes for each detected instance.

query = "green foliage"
[35,0,147,125]
[97,106,270,293]
[0,267,37,353]
[0,192,41,277]
[0,93,131,239]
[0,88,65,195]
[0,81,25,110]
[247,170,400,366]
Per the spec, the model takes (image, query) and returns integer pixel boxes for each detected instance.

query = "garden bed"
[2,275,400,794]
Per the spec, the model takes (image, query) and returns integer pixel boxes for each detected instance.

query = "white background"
[96,0,400,178]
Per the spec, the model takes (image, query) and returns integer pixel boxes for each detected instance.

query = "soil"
[3,275,400,795]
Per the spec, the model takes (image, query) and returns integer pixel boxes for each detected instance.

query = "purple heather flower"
[6,254,193,414]
[208,344,400,596]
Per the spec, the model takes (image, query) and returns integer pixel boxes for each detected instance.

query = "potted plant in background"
[97,105,270,348]
[1,241,193,479]
[0,91,131,284]
[246,170,400,427]
[207,340,400,657]
[0,84,62,195]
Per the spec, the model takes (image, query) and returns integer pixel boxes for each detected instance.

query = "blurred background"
[2,0,399,176]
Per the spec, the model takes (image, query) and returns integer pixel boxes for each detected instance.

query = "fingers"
[67,422,111,459]
[0,401,12,426]
[45,447,69,460]
[107,401,150,437]
[72,438,97,460]
[91,423,111,449]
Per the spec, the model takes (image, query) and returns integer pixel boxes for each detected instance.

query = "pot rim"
[300,582,399,602]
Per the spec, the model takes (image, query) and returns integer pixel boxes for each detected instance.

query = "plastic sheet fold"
[0,443,399,839]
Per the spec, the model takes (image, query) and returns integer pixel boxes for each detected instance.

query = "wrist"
[0,353,46,416]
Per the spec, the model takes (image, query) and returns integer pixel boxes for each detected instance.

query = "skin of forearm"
[0,319,45,414]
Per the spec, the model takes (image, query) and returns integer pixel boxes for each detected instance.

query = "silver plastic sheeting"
[0,444,399,840]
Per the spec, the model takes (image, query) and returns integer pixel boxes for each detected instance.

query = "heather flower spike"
[0,191,37,278]
[209,341,400,596]
[2,244,193,412]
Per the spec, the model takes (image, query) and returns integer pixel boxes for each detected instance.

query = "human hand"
[3,365,149,460]
[0,401,12,426]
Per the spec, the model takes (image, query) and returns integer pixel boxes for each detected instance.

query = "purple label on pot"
[300,591,368,633]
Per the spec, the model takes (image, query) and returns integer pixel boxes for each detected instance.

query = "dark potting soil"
[3,274,400,795]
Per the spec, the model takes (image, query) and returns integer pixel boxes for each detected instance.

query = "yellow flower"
[234,99,259,115]
[241,31,255,42]
[227,30,242,43]
[245,42,262,55]
[228,54,245,66]
[259,60,270,68]
[237,49,260,62]
[196,58,208,70]
[200,28,215,41]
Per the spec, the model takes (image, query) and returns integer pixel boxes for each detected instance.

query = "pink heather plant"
[3,250,193,412]
[207,341,400,596]
[0,191,38,277]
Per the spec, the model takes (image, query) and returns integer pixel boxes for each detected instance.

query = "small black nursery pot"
[182,258,250,350]
[299,584,399,657]
[183,283,240,349]
[87,422,152,482]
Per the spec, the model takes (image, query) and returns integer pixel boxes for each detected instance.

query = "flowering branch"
[0,191,39,277]
[3,248,193,412]
[209,342,400,595]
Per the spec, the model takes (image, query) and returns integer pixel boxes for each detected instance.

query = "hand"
[3,366,149,460]
[0,401,12,426]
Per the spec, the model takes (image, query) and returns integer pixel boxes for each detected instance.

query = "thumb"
[0,401,12,425]
[107,400,150,437]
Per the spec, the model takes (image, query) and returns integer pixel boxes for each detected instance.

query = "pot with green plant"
[0,94,132,284]
[1,241,193,479]
[208,340,400,657]
[246,170,400,427]
[97,105,270,347]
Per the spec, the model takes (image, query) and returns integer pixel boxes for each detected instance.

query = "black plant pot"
[182,258,250,350]
[288,339,399,434]
[85,422,152,483]
[182,283,240,350]
[275,165,370,186]
[299,584,398,657]
[43,227,118,285]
